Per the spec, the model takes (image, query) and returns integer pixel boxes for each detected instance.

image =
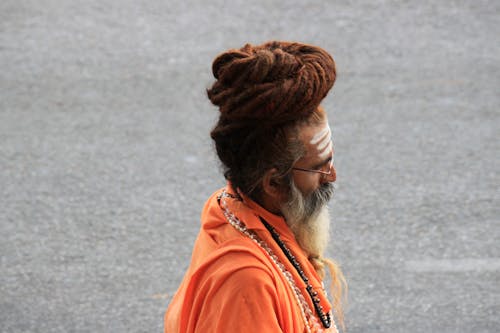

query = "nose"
[322,163,337,183]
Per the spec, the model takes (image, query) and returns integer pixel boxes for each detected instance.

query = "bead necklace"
[259,217,332,329]
[219,190,338,333]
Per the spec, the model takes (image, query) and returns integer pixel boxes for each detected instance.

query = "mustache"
[282,180,335,227]
[303,182,334,218]
[313,182,334,201]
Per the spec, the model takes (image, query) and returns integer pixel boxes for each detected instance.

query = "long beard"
[280,182,334,258]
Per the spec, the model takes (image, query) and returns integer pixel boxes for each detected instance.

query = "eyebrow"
[311,154,333,170]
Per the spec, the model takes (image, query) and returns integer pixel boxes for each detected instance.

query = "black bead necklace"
[259,217,332,329]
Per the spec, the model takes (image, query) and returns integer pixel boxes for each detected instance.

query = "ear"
[261,168,283,200]
[259,168,288,214]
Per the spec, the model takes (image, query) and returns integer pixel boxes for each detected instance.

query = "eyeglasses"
[292,157,334,176]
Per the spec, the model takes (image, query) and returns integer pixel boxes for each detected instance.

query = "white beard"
[281,182,332,258]
[294,205,330,258]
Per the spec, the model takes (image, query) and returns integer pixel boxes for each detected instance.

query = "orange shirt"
[165,185,333,333]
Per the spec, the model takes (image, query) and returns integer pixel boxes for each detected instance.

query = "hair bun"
[207,41,336,125]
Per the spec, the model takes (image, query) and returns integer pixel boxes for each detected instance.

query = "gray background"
[1,0,499,332]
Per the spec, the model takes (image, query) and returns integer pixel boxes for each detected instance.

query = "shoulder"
[196,236,277,283]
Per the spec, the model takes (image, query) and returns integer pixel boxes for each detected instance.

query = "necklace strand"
[219,190,338,333]
[259,217,333,329]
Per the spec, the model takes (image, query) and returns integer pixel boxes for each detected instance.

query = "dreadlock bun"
[207,41,336,125]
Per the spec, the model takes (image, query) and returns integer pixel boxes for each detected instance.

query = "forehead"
[296,119,333,161]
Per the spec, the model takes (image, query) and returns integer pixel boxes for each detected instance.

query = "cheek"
[292,172,321,195]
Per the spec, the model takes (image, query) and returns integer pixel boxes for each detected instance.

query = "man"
[165,41,346,333]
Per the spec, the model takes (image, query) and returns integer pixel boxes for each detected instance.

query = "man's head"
[208,41,337,210]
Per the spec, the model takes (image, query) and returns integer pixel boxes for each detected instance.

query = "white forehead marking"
[309,123,333,160]
[316,131,331,152]
[317,141,332,159]
[310,123,330,145]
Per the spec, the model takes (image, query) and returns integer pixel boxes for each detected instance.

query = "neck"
[256,191,284,216]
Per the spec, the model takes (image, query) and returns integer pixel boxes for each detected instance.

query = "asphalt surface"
[1,1,499,332]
